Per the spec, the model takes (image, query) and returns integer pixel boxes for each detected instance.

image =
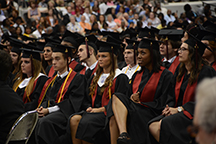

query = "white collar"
[86,61,98,71]
[57,68,71,78]
[97,69,124,87]
[18,73,46,89]
[71,58,75,62]
[163,56,177,63]
[128,64,139,70]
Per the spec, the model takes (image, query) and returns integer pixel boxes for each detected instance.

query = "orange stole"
[22,78,39,104]
[132,67,165,103]
[48,66,55,77]
[168,56,180,74]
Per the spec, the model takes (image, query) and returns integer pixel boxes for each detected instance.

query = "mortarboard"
[137,27,155,39]
[21,43,43,61]
[102,31,120,41]
[76,34,98,57]
[62,30,79,48]
[138,38,161,51]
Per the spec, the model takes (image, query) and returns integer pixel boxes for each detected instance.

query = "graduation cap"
[203,20,216,32]
[21,43,43,61]
[85,29,103,36]
[62,30,79,48]
[102,31,120,41]
[0,44,7,50]
[151,26,160,35]
[35,41,46,51]
[96,40,120,55]
[202,31,216,42]
[22,35,38,42]
[120,29,138,40]
[126,39,140,64]
[44,37,61,49]
[137,27,155,39]
[76,34,98,57]
[107,35,126,51]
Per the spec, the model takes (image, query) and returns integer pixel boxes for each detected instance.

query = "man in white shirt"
[164,10,176,25]
[121,39,141,79]
[99,1,108,15]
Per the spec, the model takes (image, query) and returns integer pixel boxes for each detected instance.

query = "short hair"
[0,50,12,81]
[196,78,216,133]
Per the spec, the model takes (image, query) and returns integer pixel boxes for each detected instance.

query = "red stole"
[22,78,39,104]
[48,66,55,77]
[175,74,198,119]
[91,77,117,108]
[69,60,79,70]
[79,64,98,76]
[168,56,180,74]
[212,61,216,71]
[133,67,165,103]
[55,71,77,103]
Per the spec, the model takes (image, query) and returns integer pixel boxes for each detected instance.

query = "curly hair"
[89,53,118,96]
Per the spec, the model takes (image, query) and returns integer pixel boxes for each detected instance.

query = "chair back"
[5,110,38,144]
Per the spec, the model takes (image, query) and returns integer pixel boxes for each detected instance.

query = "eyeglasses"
[178,47,189,52]
[187,125,200,138]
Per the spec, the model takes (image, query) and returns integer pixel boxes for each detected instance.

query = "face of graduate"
[98,52,111,69]
[43,47,53,61]
[124,49,134,65]
[10,51,19,65]
[159,41,177,59]
[52,52,67,72]
[193,103,216,144]
[181,32,188,43]
[178,43,189,64]
[201,40,213,59]
[137,48,151,67]
[21,58,32,77]
[77,45,88,62]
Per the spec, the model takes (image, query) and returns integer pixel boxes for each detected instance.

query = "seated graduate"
[159,29,183,74]
[121,39,141,79]
[47,30,85,77]
[148,32,216,144]
[35,44,86,144]
[201,22,216,70]
[109,38,174,144]
[69,41,129,144]
[12,43,48,111]
[76,35,98,80]
[0,49,24,144]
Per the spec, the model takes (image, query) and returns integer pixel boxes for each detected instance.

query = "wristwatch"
[177,106,183,113]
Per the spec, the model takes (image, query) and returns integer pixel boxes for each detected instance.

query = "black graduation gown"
[149,65,216,144]
[113,67,174,144]
[75,73,129,144]
[35,72,86,144]
[15,75,48,111]
[0,81,24,144]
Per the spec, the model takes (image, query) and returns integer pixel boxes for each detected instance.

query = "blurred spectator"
[48,0,56,9]
[98,15,105,29]
[46,9,59,27]
[67,15,83,33]
[158,13,164,21]
[101,22,113,32]
[164,10,176,25]
[140,15,148,28]
[107,0,114,6]
[123,12,132,27]
[38,0,48,8]
[184,4,197,22]
[111,8,116,19]
[128,10,134,20]
[106,14,117,31]
[89,15,97,26]
[157,19,166,29]
[99,1,108,15]
[92,5,99,20]
[23,26,32,37]
[9,9,26,25]
[16,26,23,39]
[2,18,10,34]
[147,12,160,27]
[133,13,140,26]
[76,10,82,22]
[114,13,124,28]
[83,7,91,23]
[76,0,84,15]
[13,17,25,34]
[79,15,91,30]
[36,17,49,29]
[32,25,45,38]
[70,2,76,15]
[28,1,41,23]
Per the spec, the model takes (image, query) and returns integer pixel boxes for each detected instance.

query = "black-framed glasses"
[178,48,189,52]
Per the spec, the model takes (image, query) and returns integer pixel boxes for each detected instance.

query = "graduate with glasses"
[149,32,216,144]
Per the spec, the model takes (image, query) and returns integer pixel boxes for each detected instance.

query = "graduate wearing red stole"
[108,38,174,144]
[149,32,216,144]
[35,44,86,144]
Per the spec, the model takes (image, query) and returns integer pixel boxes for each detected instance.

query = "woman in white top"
[147,12,161,28]
[106,14,118,31]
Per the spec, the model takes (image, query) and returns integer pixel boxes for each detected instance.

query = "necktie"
[85,68,92,79]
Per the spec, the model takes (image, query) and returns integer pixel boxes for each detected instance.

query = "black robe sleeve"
[45,65,52,75]
[57,74,87,118]
[114,74,129,95]
[140,69,174,111]
[24,75,48,111]
[74,64,85,73]
[183,65,216,116]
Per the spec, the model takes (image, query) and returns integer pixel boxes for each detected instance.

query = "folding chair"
[5,110,38,144]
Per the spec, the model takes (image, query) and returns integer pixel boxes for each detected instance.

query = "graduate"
[148,33,216,144]
[35,44,86,144]
[159,29,183,74]
[76,34,98,80]
[12,43,48,111]
[121,39,141,79]
[69,41,129,144]
[47,30,85,77]
[0,50,24,144]
[201,23,216,70]
[108,38,174,144]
